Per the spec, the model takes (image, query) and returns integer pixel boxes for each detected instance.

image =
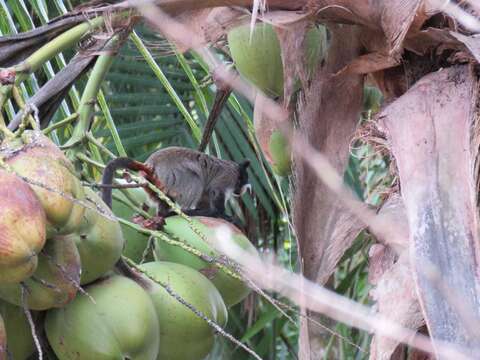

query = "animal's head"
[233,160,251,196]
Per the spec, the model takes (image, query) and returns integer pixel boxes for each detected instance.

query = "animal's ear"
[240,160,250,169]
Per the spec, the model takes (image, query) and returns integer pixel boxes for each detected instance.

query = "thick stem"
[66,36,119,146]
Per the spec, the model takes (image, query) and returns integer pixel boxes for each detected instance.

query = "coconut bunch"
[227,22,329,177]
[0,131,258,359]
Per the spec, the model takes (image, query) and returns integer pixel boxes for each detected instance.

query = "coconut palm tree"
[2,1,479,359]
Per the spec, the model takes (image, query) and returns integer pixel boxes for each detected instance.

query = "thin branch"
[21,285,42,360]
[83,182,147,189]
[42,113,78,135]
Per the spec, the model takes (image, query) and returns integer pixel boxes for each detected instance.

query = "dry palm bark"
[292,23,364,282]
[292,2,480,358]
[368,195,425,360]
[378,65,480,356]
[292,26,364,358]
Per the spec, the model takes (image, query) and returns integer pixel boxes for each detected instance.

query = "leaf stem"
[76,153,105,169]
[97,90,127,156]
[86,132,116,159]
[43,113,78,135]
[130,31,201,142]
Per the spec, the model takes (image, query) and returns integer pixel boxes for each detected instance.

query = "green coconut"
[2,133,85,236]
[20,130,77,168]
[227,23,328,98]
[0,236,80,310]
[0,169,46,284]
[229,23,327,175]
[154,216,258,306]
[228,22,283,97]
[66,187,124,285]
[0,300,35,360]
[268,129,291,176]
[112,185,152,263]
[45,274,160,360]
[139,261,227,360]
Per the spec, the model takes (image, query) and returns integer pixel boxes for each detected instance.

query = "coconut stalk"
[65,35,121,147]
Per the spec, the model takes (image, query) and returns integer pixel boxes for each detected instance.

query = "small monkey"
[101,147,251,222]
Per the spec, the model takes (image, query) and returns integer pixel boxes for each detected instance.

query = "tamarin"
[101,146,251,221]
[102,72,241,219]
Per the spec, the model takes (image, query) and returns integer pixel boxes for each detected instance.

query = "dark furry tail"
[103,158,153,281]
[101,157,145,209]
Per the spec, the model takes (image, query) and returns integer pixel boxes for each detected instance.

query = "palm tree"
[1,1,479,359]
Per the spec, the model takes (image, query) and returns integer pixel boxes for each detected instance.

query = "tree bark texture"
[378,65,480,357]
[293,24,364,358]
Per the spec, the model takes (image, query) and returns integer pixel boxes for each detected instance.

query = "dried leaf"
[368,243,396,286]
[374,194,409,250]
[253,94,276,163]
[259,9,311,26]
[380,0,425,53]
[368,195,423,359]
[336,51,400,75]
[308,0,429,53]
[371,65,408,101]
[404,27,466,56]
